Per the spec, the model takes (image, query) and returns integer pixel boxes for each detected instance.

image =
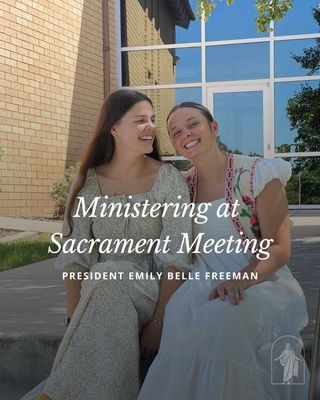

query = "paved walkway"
[0,258,65,337]
[0,213,319,399]
[0,216,62,234]
[0,209,320,235]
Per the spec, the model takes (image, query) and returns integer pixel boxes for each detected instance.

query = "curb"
[0,335,62,385]
[0,217,62,234]
[0,232,39,243]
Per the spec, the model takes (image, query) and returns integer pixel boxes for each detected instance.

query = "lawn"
[0,233,59,272]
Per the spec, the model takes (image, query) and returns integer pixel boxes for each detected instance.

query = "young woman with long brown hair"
[22,90,192,400]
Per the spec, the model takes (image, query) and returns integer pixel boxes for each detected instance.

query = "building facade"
[121,0,320,207]
[0,0,109,216]
[1,0,319,216]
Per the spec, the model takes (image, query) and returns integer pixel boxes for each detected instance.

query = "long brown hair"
[66,89,161,235]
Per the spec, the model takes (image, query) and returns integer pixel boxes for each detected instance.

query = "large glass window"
[119,0,320,207]
[121,0,200,47]
[206,43,269,82]
[275,80,320,153]
[212,91,264,156]
[122,48,201,86]
[275,39,319,78]
[274,1,320,36]
[284,157,320,205]
[205,0,268,41]
[175,0,201,44]
[175,48,202,83]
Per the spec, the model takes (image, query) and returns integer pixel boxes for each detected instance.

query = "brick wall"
[0,0,107,217]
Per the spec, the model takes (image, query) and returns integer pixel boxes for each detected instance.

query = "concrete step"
[0,335,62,399]
[0,334,157,399]
[0,335,62,385]
[0,382,36,400]
[0,332,313,397]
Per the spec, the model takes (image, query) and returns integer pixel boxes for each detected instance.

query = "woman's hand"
[209,279,250,305]
[139,320,162,359]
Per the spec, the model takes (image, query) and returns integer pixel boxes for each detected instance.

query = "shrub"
[50,165,78,217]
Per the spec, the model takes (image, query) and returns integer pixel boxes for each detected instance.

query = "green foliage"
[284,7,320,205]
[291,7,320,75]
[0,234,58,272]
[287,85,320,155]
[196,0,293,32]
[255,0,293,32]
[50,165,78,217]
[196,0,235,21]
[285,172,320,205]
[286,8,320,170]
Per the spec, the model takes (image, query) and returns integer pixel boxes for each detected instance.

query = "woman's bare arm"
[210,179,291,304]
[241,178,291,285]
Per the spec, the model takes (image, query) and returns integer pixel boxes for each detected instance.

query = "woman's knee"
[210,299,241,328]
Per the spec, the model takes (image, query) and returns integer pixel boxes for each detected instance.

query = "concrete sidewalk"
[0,259,66,399]
[0,259,65,337]
[0,210,320,234]
[0,216,62,234]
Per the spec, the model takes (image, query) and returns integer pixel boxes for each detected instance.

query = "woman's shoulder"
[157,162,189,181]
[72,168,99,198]
[154,162,189,195]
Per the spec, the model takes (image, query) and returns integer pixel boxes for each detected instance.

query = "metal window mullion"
[204,37,269,47]
[115,0,122,88]
[274,152,320,158]
[121,35,320,54]
[121,82,203,90]
[121,42,202,52]
[201,12,206,105]
[121,74,320,91]
[205,79,270,87]
[274,33,320,41]
[274,76,320,83]
[268,20,275,159]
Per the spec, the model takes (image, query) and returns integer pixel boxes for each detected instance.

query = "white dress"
[138,159,309,400]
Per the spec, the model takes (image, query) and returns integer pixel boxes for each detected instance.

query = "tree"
[291,7,320,75]
[196,0,293,32]
[285,7,320,204]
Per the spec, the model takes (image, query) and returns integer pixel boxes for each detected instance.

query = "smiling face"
[112,100,156,156]
[167,107,218,161]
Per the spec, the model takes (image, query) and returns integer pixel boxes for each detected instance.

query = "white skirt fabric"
[139,200,309,400]
[139,271,309,400]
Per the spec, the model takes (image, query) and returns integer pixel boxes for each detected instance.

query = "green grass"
[0,233,59,272]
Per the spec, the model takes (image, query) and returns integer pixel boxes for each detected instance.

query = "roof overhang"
[165,0,195,28]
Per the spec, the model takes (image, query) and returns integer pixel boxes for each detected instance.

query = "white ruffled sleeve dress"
[138,158,309,400]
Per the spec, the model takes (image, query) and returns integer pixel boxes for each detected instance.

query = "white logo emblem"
[271,335,305,385]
